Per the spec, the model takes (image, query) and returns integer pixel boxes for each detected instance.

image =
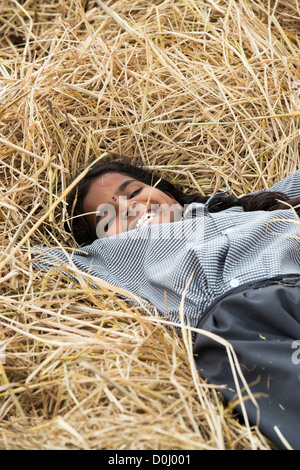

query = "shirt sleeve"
[267,171,300,199]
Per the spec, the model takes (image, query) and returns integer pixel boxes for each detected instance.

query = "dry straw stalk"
[0,0,299,450]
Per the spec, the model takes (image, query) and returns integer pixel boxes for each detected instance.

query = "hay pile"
[0,0,299,450]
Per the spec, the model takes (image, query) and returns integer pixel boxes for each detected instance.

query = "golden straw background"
[0,0,299,450]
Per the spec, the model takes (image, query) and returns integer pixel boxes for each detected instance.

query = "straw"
[0,0,299,450]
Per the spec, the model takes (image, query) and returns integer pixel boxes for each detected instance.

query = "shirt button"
[230,279,240,288]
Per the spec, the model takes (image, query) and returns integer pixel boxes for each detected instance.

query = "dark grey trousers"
[193,275,300,449]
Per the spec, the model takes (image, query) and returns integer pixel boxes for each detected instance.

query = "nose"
[124,201,148,219]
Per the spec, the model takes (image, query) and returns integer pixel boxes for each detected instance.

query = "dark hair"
[65,156,300,246]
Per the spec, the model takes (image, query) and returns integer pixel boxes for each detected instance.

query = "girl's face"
[83,172,183,238]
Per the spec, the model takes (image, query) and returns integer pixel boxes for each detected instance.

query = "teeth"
[136,212,157,229]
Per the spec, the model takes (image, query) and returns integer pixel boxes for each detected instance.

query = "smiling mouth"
[135,210,158,229]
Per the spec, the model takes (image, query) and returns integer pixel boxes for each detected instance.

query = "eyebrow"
[115,179,136,194]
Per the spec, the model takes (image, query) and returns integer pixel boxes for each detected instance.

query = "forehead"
[87,171,134,199]
[89,171,131,191]
[83,172,134,210]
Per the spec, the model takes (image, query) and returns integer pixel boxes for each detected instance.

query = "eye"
[129,188,142,199]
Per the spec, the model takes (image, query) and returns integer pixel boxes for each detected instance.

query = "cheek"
[152,188,176,205]
[160,192,181,212]
[155,195,183,224]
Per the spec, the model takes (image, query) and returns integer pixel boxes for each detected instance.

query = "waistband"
[200,274,300,327]
[243,274,300,289]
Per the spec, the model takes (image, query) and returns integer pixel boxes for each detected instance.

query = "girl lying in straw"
[33,157,300,449]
